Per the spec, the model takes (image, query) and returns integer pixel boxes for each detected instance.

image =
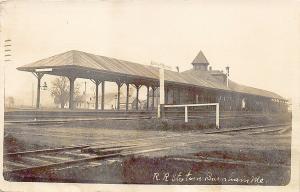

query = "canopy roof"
[17,50,285,100]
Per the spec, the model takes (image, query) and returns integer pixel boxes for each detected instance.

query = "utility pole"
[3,39,12,109]
[150,61,172,118]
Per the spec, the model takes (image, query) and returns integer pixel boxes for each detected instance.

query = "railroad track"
[3,123,290,177]
[3,132,229,176]
[6,123,291,140]
[204,123,291,135]
[4,112,278,125]
[4,116,152,125]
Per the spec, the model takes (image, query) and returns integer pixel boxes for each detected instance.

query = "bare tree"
[50,77,82,108]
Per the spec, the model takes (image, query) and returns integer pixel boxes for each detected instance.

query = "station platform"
[4,108,291,127]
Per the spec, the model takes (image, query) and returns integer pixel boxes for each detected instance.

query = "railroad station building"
[17,50,288,113]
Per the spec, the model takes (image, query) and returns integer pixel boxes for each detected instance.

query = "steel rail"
[4,124,290,176]
[3,132,183,157]
[248,127,291,135]
[204,123,291,134]
[4,133,229,175]
[4,123,290,176]
[4,123,289,157]
[4,145,90,158]
[5,112,281,124]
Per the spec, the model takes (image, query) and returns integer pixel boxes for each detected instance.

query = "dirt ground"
[4,125,291,185]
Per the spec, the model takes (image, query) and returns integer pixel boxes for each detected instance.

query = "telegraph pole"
[150,61,172,118]
[3,39,12,108]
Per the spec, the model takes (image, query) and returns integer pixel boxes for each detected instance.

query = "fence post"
[157,105,161,118]
[158,104,165,119]
[161,104,165,119]
[216,103,220,128]
[185,106,188,123]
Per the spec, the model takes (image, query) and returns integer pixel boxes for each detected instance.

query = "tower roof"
[192,51,209,65]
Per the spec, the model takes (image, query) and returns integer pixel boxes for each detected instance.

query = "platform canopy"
[17,50,285,100]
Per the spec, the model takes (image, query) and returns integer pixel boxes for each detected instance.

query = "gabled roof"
[228,80,283,99]
[18,50,159,80]
[191,50,209,65]
[181,69,283,99]
[17,50,229,90]
[17,50,285,100]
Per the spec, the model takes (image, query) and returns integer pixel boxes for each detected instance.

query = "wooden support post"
[171,88,174,104]
[68,77,76,110]
[126,83,130,111]
[225,95,228,111]
[134,84,141,110]
[222,95,225,111]
[227,95,230,111]
[34,73,44,109]
[230,94,235,111]
[116,81,123,110]
[117,84,120,110]
[219,95,222,111]
[165,87,168,104]
[146,85,150,110]
[95,80,101,110]
[232,95,235,111]
[216,103,220,128]
[101,81,105,110]
[36,76,41,108]
[152,86,156,110]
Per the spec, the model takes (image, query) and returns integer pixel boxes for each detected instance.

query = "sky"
[1,0,299,106]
